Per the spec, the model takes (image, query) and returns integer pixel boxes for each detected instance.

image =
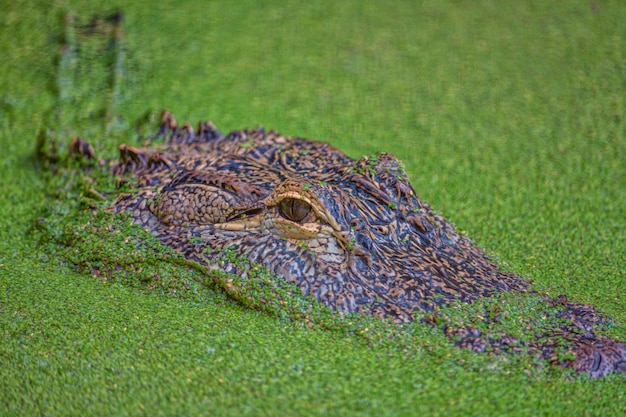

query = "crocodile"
[65,111,626,378]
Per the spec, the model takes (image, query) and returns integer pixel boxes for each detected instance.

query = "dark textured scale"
[77,112,626,378]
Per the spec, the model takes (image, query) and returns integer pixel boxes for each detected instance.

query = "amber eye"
[278,198,312,223]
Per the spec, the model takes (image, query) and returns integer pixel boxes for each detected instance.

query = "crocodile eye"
[278,198,312,223]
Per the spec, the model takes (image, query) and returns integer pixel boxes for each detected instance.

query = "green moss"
[2,0,625,416]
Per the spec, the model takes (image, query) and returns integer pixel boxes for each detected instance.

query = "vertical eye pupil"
[278,198,312,222]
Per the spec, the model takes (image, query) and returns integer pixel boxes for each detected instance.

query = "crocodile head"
[62,112,625,377]
[107,114,526,323]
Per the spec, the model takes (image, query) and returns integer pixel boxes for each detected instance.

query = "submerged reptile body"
[70,113,625,377]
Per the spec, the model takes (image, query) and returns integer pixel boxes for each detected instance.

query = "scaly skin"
[69,112,626,377]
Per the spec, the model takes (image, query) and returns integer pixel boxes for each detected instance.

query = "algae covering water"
[34,5,626,377]
[2,1,626,416]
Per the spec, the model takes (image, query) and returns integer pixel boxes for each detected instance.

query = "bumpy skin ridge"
[75,112,625,378]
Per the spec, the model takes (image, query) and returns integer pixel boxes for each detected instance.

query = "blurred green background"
[1,1,625,415]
